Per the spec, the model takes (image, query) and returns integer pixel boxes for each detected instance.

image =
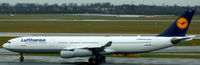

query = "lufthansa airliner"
[3,10,195,64]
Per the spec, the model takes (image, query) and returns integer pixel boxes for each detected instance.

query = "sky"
[0,0,200,6]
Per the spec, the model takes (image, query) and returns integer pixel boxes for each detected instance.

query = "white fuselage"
[3,36,174,54]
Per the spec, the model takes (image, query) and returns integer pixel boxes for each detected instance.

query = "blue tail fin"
[157,10,195,37]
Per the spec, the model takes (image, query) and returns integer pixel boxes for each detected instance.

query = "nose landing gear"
[20,53,24,62]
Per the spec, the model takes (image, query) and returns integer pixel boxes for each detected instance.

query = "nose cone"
[2,44,9,48]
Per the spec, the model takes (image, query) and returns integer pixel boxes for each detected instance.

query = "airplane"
[2,9,195,64]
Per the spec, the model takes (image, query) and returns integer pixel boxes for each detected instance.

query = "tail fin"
[157,10,195,37]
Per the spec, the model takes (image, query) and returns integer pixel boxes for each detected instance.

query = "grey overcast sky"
[0,0,200,6]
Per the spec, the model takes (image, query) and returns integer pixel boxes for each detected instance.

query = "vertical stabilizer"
[158,10,195,37]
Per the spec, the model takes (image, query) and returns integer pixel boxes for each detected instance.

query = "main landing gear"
[20,53,24,62]
[88,55,106,64]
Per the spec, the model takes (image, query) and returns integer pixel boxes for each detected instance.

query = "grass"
[0,21,199,34]
[0,21,166,33]
[0,14,199,34]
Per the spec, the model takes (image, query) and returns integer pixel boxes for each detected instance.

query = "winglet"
[103,41,112,48]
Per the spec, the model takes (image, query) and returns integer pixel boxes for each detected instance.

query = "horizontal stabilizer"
[171,37,193,44]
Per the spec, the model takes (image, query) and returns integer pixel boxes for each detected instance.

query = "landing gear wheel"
[20,56,24,62]
[88,55,106,64]
[95,56,101,64]
[20,53,24,62]
[97,56,106,63]
[88,58,95,64]
[102,56,106,63]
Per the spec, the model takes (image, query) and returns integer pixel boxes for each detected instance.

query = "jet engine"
[60,48,92,58]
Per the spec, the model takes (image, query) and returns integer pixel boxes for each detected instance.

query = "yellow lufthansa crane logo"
[176,17,188,29]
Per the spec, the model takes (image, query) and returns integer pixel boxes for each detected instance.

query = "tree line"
[0,2,199,15]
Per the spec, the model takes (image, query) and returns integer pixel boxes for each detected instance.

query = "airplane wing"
[60,41,114,58]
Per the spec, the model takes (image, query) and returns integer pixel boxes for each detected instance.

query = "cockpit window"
[7,41,11,44]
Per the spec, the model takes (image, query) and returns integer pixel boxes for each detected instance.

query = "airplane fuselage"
[3,36,174,54]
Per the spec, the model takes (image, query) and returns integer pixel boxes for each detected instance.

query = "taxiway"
[0,46,200,65]
[0,55,200,65]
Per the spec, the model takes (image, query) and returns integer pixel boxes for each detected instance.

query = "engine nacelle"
[60,49,92,58]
